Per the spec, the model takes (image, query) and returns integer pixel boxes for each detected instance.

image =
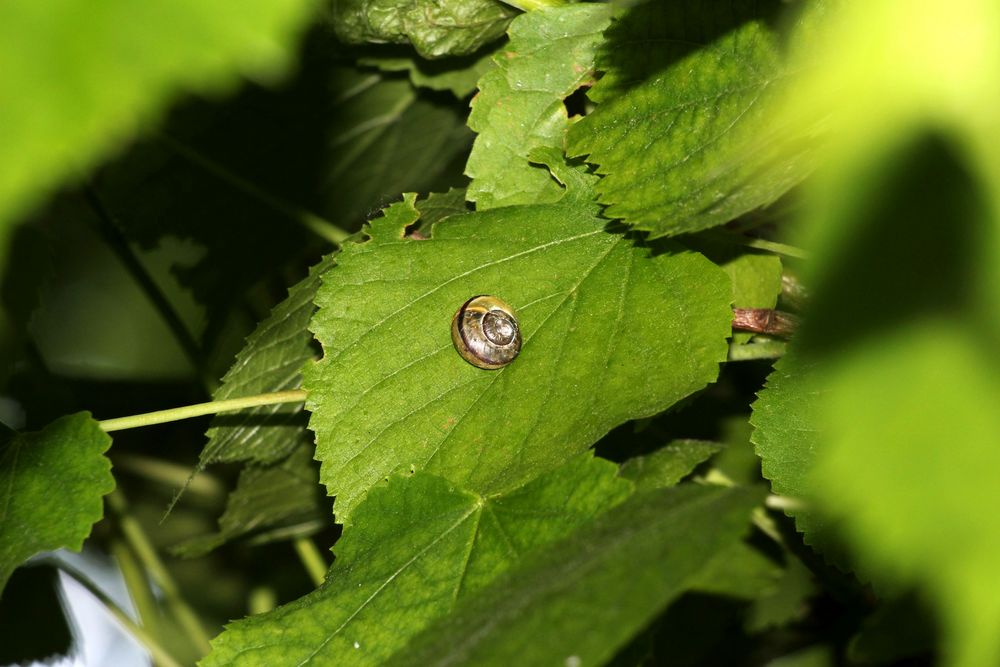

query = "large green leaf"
[466,5,612,209]
[202,453,632,665]
[329,0,516,58]
[566,0,812,237]
[383,484,761,666]
[0,0,315,250]
[0,414,113,592]
[304,161,732,522]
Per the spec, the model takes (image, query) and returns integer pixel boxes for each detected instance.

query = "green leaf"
[304,168,732,522]
[466,5,613,209]
[414,188,470,229]
[619,439,721,491]
[566,0,813,237]
[329,0,516,58]
[175,446,324,557]
[384,484,762,667]
[202,453,632,666]
[201,254,336,467]
[749,350,850,566]
[359,47,497,97]
[0,0,315,247]
[0,414,114,592]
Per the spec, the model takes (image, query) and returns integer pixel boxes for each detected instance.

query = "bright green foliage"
[414,188,470,229]
[0,0,316,253]
[359,48,497,97]
[382,485,761,666]
[202,254,336,467]
[567,0,812,237]
[329,0,516,58]
[202,453,632,665]
[304,167,732,522]
[749,350,842,559]
[0,414,113,592]
[176,446,323,556]
[466,5,612,208]
[619,439,720,491]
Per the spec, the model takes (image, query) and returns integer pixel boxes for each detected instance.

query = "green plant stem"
[157,132,351,245]
[83,185,214,391]
[107,489,213,656]
[704,230,809,260]
[728,340,787,362]
[55,562,184,667]
[99,390,308,432]
[113,452,227,503]
[293,536,329,587]
[111,539,163,645]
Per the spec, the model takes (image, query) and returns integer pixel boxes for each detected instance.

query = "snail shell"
[451,295,522,370]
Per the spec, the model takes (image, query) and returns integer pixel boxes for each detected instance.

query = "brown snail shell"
[451,295,522,370]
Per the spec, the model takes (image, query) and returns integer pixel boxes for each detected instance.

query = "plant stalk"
[99,390,308,432]
[293,537,329,587]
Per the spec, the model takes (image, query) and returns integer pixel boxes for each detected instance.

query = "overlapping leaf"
[0,0,315,257]
[619,439,721,491]
[304,162,732,523]
[203,453,632,665]
[383,485,761,667]
[359,47,497,97]
[330,0,516,58]
[567,0,813,237]
[466,5,612,208]
[0,414,113,592]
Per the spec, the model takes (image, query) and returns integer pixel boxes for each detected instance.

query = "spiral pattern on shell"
[451,295,522,370]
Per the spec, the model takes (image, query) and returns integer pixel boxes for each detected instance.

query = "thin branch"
[732,308,800,339]
[55,562,184,667]
[293,537,329,587]
[157,132,351,245]
[98,390,307,432]
[107,489,213,655]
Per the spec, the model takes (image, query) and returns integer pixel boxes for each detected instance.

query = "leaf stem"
[55,562,184,667]
[293,536,329,587]
[107,489,213,655]
[157,132,351,245]
[704,230,809,260]
[98,390,308,432]
[732,308,799,339]
[112,452,227,503]
[110,539,163,644]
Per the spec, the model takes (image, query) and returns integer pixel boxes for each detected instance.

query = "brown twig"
[732,308,800,339]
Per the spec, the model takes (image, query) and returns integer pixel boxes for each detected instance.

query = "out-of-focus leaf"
[95,61,472,314]
[466,5,612,209]
[567,0,813,237]
[175,445,324,557]
[359,47,497,97]
[0,0,316,256]
[619,439,720,491]
[304,159,732,522]
[383,485,762,667]
[329,0,516,58]
[201,254,336,467]
[0,414,113,592]
[203,453,633,665]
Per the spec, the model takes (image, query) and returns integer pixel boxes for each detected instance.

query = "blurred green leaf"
[175,445,323,556]
[566,0,813,237]
[203,453,632,665]
[359,47,497,97]
[329,0,516,58]
[619,439,721,491]
[383,484,761,667]
[0,414,113,592]
[304,162,731,522]
[0,0,316,254]
[466,5,612,209]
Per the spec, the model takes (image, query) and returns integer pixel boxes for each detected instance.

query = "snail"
[451,295,522,369]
